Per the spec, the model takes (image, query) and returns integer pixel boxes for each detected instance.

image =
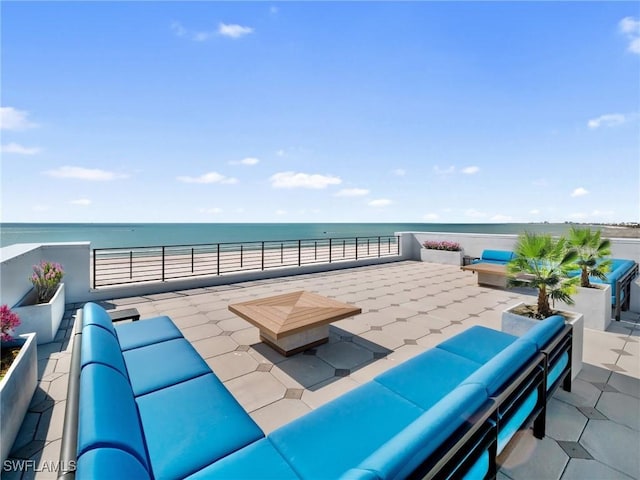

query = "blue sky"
[1,1,639,223]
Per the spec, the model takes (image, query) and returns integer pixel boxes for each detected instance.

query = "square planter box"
[557,284,611,332]
[1,332,38,463]
[501,302,583,381]
[12,283,65,345]
[420,249,463,266]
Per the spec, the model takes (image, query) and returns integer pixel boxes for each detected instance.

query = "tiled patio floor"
[5,261,639,479]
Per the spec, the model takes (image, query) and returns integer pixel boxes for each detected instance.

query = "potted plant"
[501,232,583,379]
[556,227,612,330]
[12,261,65,345]
[1,305,38,463]
[420,240,463,266]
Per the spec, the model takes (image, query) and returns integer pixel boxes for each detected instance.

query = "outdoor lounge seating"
[567,258,638,321]
[59,302,572,480]
[471,250,515,265]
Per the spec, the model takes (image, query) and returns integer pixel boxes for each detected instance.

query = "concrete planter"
[1,332,38,463]
[13,283,65,345]
[420,249,463,266]
[557,284,611,332]
[501,302,583,380]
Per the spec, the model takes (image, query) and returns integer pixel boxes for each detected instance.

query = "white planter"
[420,249,463,266]
[1,332,38,463]
[12,283,65,345]
[501,302,583,381]
[557,284,611,332]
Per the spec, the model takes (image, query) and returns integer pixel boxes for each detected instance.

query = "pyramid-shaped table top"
[228,291,362,340]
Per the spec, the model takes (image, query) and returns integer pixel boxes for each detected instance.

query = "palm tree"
[567,227,611,288]
[507,232,579,318]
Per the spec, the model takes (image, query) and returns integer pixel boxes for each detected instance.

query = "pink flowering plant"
[423,240,462,252]
[30,261,64,304]
[1,305,21,342]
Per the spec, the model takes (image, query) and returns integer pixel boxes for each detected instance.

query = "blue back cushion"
[77,364,149,471]
[462,339,537,395]
[436,326,517,364]
[76,448,150,480]
[81,325,128,377]
[374,348,481,409]
[115,315,183,351]
[519,315,564,350]
[481,250,514,263]
[82,303,116,337]
[268,382,423,479]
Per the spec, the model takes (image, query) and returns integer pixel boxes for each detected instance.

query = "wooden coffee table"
[228,291,362,356]
[462,263,509,288]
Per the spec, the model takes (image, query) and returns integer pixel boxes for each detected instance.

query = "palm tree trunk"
[581,268,590,288]
[538,287,551,317]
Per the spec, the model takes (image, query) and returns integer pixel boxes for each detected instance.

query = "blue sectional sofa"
[567,258,638,320]
[59,303,572,480]
[471,250,515,266]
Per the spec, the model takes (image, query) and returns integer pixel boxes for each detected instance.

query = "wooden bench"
[107,307,140,322]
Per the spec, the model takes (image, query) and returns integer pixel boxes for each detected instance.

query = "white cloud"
[465,208,487,218]
[199,207,223,214]
[461,166,480,175]
[1,142,41,155]
[620,17,640,34]
[570,187,589,197]
[335,188,369,197]
[218,23,253,39]
[529,209,540,215]
[392,168,406,176]
[532,179,549,187]
[229,157,259,166]
[619,17,640,54]
[70,198,91,206]
[368,199,392,207]
[44,166,128,181]
[177,172,237,184]
[569,212,588,220]
[1,107,37,130]
[423,213,439,221]
[490,214,512,222]
[587,113,628,129]
[275,209,287,215]
[170,21,187,37]
[276,149,286,157]
[32,204,50,212]
[629,37,640,54]
[270,171,341,189]
[433,165,455,175]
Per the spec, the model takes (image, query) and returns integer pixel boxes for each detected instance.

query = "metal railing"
[92,235,401,288]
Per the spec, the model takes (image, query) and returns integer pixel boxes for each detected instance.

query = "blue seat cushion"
[75,448,150,480]
[462,339,537,395]
[547,351,569,390]
[186,439,299,480]
[80,325,128,377]
[82,302,117,337]
[77,364,149,471]
[374,348,481,409]
[115,315,182,351]
[436,326,517,364]
[480,250,514,263]
[136,373,264,479]
[269,382,424,479]
[123,338,211,396]
[519,315,564,350]
[354,383,490,480]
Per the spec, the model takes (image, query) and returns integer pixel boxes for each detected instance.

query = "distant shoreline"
[600,226,640,239]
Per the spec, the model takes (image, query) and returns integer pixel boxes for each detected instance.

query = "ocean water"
[0,223,575,249]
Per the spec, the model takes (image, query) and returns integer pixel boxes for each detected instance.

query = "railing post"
[93,250,97,289]
[298,240,301,266]
[240,245,244,268]
[161,247,165,282]
[397,235,400,255]
[314,241,317,261]
[129,251,133,279]
[281,243,284,264]
[367,238,370,255]
[355,237,358,260]
[261,242,265,270]
[217,244,220,275]
[342,240,346,258]
[191,248,194,273]
[378,236,381,257]
[329,238,332,263]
